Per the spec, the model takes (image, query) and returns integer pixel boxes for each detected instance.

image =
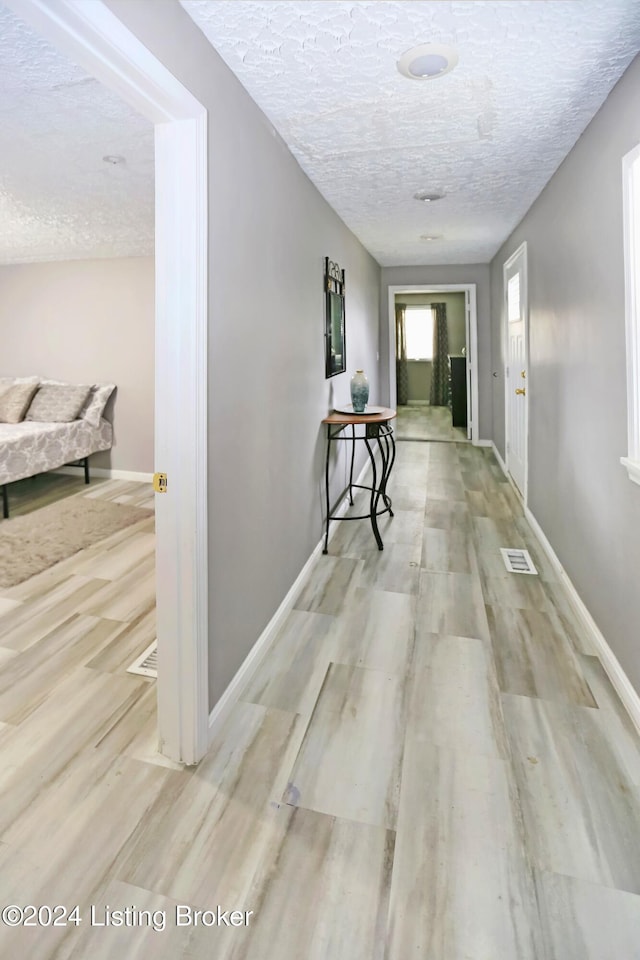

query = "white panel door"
[504,244,528,497]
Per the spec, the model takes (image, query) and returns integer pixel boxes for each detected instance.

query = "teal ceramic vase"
[350,369,369,413]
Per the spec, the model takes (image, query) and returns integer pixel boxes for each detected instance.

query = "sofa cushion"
[25,383,92,423]
[80,383,116,428]
[0,382,39,423]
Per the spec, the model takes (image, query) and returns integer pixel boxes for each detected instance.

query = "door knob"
[515,388,526,396]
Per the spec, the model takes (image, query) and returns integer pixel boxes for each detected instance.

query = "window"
[405,306,434,360]
[622,144,640,486]
[507,273,521,323]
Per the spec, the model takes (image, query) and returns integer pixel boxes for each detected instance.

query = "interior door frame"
[503,241,529,505]
[387,284,479,443]
[8,0,210,765]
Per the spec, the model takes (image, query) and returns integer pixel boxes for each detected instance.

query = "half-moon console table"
[321,407,397,554]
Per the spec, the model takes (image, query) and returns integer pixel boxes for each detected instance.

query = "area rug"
[0,496,153,588]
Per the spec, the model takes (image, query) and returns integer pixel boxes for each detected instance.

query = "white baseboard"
[524,506,640,735]
[207,534,325,741]
[208,454,374,743]
[490,440,508,476]
[54,466,153,482]
[483,439,640,734]
[207,429,640,741]
[489,441,524,507]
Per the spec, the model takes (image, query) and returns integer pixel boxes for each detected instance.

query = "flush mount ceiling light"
[102,154,125,165]
[414,191,444,203]
[397,43,458,81]
[420,234,442,241]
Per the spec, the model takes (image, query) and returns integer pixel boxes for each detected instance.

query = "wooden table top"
[322,407,397,425]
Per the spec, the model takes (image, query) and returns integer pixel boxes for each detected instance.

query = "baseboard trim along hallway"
[54,466,154,483]
[524,504,640,736]
[207,451,379,742]
[211,433,640,746]
[210,437,640,744]
[489,441,640,736]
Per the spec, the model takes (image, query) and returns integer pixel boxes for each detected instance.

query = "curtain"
[429,302,449,406]
[395,302,409,405]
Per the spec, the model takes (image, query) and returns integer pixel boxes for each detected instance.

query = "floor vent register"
[500,548,538,575]
[127,640,158,678]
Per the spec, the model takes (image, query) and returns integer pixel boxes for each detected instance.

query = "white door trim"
[8,0,210,764]
[503,241,529,506]
[621,144,640,486]
[387,284,479,443]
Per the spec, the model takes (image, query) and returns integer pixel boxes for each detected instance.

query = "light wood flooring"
[395,403,469,442]
[0,451,639,958]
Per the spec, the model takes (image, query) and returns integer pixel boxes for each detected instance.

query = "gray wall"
[406,362,431,403]
[0,257,154,472]
[490,54,640,691]
[381,265,492,438]
[105,0,380,708]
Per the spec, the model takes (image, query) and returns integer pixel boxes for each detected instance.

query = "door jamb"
[387,284,479,443]
[8,0,210,764]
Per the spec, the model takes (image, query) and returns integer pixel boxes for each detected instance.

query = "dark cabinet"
[448,356,467,428]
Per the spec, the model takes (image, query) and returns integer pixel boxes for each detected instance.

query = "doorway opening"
[387,284,479,444]
[9,0,210,764]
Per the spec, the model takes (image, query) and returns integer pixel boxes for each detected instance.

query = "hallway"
[1,438,638,958]
[395,404,470,443]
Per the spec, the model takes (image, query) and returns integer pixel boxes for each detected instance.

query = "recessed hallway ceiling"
[0,4,154,264]
[182,0,640,266]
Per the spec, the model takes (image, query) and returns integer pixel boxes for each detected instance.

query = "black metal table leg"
[348,424,356,505]
[388,429,397,482]
[364,436,384,550]
[323,426,332,554]
[379,430,395,516]
[375,433,388,513]
[1,484,8,520]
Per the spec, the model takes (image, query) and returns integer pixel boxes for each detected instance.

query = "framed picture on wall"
[324,257,346,378]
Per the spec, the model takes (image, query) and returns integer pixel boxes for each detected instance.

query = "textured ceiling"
[0,4,154,264]
[182,0,640,266]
